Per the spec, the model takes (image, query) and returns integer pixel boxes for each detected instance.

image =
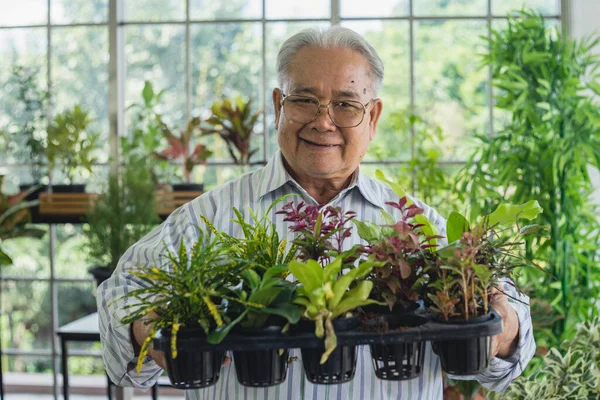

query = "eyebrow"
[288,85,361,100]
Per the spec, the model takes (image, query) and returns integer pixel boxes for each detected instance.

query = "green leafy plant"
[490,317,600,400]
[84,161,159,273]
[353,197,442,310]
[45,105,100,184]
[458,9,600,348]
[290,256,382,363]
[122,81,176,184]
[203,97,260,165]
[201,197,301,330]
[117,236,258,372]
[426,201,546,321]
[0,176,45,265]
[154,116,212,185]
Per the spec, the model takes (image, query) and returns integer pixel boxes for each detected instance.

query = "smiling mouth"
[301,138,339,147]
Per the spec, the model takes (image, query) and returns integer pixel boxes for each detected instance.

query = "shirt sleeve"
[448,281,536,392]
[96,205,201,388]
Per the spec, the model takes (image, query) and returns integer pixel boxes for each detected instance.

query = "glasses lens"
[283,95,319,124]
[329,100,364,128]
[283,95,366,127]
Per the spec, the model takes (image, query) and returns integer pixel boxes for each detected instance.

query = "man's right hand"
[132,311,168,370]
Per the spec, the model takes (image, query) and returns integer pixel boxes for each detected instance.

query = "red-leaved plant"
[354,197,442,310]
[154,116,212,185]
[277,201,358,265]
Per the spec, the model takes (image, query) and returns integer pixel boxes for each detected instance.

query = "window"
[0,0,562,397]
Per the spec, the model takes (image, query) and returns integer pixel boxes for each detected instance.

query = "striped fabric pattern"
[97,150,535,399]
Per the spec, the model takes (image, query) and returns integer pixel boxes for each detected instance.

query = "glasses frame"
[280,93,377,128]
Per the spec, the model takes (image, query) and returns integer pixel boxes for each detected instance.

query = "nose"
[311,104,336,131]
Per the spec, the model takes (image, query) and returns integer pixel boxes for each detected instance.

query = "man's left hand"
[489,287,520,359]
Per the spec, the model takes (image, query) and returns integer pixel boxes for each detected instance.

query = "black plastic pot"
[300,316,358,385]
[367,313,427,380]
[154,327,226,389]
[233,325,289,387]
[432,313,493,375]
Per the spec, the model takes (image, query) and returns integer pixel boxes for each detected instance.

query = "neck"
[283,162,356,205]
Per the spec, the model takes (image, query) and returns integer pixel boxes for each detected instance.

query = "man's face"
[273,46,383,183]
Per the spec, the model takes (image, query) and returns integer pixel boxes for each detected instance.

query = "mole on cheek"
[363,88,367,95]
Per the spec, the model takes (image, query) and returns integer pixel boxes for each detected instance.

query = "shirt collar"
[258,150,385,210]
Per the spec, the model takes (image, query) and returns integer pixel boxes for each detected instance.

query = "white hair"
[276,26,385,95]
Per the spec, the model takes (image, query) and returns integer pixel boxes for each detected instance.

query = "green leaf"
[485,200,543,228]
[352,219,381,243]
[206,310,248,344]
[142,81,154,107]
[332,281,376,318]
[446,211,470,243]
[259,303,301,324]
[414,214,438,246]
[375,170,410,202]
[289,259,324,294]
[0,248,12,266]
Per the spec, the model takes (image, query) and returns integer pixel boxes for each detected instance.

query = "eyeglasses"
[280,93,376,128]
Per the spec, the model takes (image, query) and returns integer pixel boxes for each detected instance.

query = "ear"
[273,88,283,131]
[367,98,383,141]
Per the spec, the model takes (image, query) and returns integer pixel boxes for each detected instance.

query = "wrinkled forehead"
[284,46,374,98]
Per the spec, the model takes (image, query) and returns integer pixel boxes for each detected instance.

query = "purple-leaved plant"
[277,201,357,264]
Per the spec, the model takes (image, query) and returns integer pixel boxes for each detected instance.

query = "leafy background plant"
[456,10,600,368]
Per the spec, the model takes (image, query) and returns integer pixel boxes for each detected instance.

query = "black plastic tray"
[154,310,503,353]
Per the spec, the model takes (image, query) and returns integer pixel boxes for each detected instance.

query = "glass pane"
[0,29,47,166]
[57,282,97,334]
[190,23,263,164]
[124,0,185,21]
[341,0,408,18]
[414,0,487,16]
[55,224,92,278]
[266,0,329,19]
[343,21,410,162]
[0,0,47,26]
[125,25,186,129]
[493,0,560,16]
[4,355,53,376]
[51,0,108,24]
[265,21,330,157]
[1,280,52,350]
[414,20,489,161]
[51,26,110,173]
[191,0,262,19]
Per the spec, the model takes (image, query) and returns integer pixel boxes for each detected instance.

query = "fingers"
[222,355,232,367]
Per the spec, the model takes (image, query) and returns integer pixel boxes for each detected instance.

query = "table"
[57,313,159,400]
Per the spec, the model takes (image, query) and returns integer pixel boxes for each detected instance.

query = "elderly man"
[97,26,534,399]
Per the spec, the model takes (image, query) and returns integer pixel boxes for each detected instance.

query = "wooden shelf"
[31,190,202,224]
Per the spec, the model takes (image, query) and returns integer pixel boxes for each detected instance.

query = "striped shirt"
[97,150,535,399]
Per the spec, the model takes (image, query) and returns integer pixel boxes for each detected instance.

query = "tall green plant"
[457,10,600,350]
[84,160,159,272]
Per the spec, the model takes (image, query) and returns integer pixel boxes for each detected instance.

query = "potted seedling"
[84,160,159,286]
[354,196,442,380]
[202,199,301,387]
[154,116,211,191]
[203,97,260,166]
[426,200,545,375]
[278,201,382,384]
[117,234,258,389]
[45,105,100,189]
